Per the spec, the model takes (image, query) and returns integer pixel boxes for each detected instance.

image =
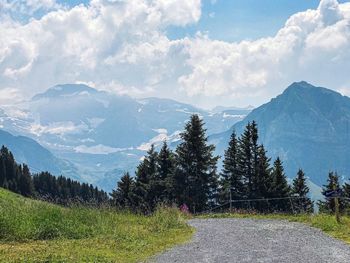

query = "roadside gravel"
[155,218,350,263]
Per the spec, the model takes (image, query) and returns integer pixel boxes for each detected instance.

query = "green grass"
[197,212,350,244]
[0,188,194,262]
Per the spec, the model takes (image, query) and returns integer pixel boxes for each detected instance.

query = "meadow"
[0,188,193,262]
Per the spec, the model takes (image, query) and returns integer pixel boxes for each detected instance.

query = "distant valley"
[0,84,249,191]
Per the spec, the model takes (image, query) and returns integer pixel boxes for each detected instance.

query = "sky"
[0,0,350,109]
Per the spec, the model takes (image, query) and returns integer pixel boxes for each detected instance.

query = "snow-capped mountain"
[0,84,250,191]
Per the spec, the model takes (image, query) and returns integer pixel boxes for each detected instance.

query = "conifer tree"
[237,122,253,199]
[174,114,219,213]
[219,131,243,207]
[0,157,6,187]
[132,145,158,212]
[157,141,175,203]
[343,181,350,214]
[111,172,134,208]
[291,169,313,213]
[318,172,345,213]
[271,157,291,212]
[18,164,35,197]
[255,145,273,211]
[250,121,260,197]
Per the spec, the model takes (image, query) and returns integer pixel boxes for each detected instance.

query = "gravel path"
[154,218,350,263]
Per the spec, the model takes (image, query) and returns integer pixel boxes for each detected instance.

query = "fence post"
[332,184,341,223]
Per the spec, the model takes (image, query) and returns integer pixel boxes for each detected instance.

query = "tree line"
[1,114,349,214]
[111,114,350,214]
[0,146,108,205]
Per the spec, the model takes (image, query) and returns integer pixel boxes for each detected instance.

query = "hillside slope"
[0,129,80,180]
[0,188,192,262]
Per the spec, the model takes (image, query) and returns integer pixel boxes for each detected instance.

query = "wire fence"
[198,196,350,215]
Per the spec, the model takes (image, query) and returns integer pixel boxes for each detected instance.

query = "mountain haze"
[0,84,250,191]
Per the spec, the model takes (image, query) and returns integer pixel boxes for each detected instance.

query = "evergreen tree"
[174,114,219,213]
[270,157,291,212]
[291,169,313,213]
[157,141,175,204]
[343,181,350,214]
[0,157,6,187]
[219,131,243,208]
[237,122,253,199]
[18,164,35,197]
[318,172,345,213]
[132,145,158,213]
[255,145,273,211]
[111,172,134,208]
[250,121,260,198]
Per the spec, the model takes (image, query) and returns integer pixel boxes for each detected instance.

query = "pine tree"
[219,131,243,208]
[343,181,350,214]
[291,169,313,213]
[270,157,291,212]
[174,114,219,213]
[250,121,260,198]
[237,122,253,199]
[0,157,6,187]
[157,141,175,204]
[132,145,158,213]
[255,145,273,212]
[318,172,345,213]
[18,164,35,197]
[111,172,134,208]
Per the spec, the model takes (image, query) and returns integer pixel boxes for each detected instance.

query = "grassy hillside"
[0,188,193,262]
[197,213,350,244]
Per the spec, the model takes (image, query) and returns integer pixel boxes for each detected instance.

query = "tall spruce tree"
[271,157,291,212]
[255,145,273,211]
[18,164,35,197]
[291,169,313,213]
[318,172,345,213]
[250,121,260,198]
[219,131,243,207]
[237,122,253,199]
[110,172,134,208]
[132,145,158,213]
[174,114,219,213]
[157,141,175,204]
[343,181,350,214]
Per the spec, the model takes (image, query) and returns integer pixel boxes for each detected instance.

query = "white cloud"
[178,0,350,104]
[0,0,349,108]
[0,87,24,105]
[0,0,200,103]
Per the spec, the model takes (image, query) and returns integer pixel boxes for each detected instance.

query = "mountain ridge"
[213,81,350,187]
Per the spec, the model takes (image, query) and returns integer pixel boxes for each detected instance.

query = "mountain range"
[0,81,349,197]
[0,84,249,191]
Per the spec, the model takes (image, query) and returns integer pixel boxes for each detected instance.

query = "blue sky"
[56,0,348,41]
[0,0,350,108]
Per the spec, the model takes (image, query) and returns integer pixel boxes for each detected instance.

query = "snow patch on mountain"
[74,144,133,155]
[137,129,182,151]
[30,122,87,136]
